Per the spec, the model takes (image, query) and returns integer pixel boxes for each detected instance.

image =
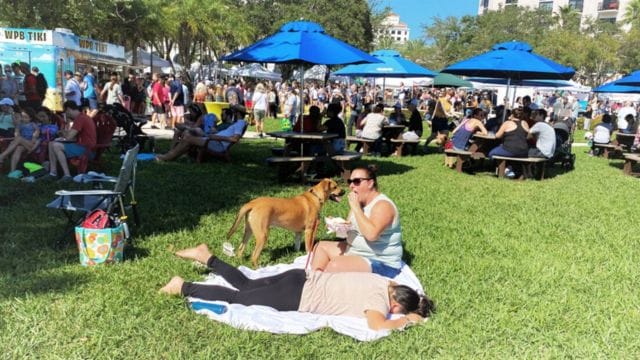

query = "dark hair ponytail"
[416,294,436,318]
[392,285,436,318]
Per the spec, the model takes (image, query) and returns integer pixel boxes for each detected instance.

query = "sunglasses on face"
[347,177,370,186]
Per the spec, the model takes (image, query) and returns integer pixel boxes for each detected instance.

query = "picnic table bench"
[390,138,420,156]
[345,136,375,155]
[331,151,362,181]
[492,155,548,180]
[623,153,640,176]
[592,143,622,159]
[444,149,487,173]
[266,156,317,183]
[266,131,339,183]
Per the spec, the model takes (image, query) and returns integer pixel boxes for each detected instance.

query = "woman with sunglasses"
[160,244,434,330]
[311,165,404,278]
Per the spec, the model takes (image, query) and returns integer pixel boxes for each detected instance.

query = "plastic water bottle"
[191,301,228,314]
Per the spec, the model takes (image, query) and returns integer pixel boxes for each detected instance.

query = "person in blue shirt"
[156,105,246,162]
[81,67,98,116]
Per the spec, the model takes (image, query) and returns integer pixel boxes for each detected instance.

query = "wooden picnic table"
[266,131,345,182]
[267,131,338,156]
[468,133,500,158]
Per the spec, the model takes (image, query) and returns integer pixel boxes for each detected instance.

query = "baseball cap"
[0,98,15,106]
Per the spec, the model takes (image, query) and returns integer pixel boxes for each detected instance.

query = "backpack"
[36,73,48,99]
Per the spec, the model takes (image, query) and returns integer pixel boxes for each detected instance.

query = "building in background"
[375,13,410,45]
[478,0,633,27]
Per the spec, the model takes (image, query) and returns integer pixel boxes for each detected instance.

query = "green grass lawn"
[1,120,640,358]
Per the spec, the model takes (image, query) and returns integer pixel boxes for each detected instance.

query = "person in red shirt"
[22,63,40,109]
[47,101,97,181]
[150,73,167,129]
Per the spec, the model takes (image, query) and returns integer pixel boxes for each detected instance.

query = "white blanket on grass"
[187,255,425,342]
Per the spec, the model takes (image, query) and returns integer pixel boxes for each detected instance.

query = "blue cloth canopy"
[592,80,640,93]
[610,70,640,87]
[442,41,575,81]
[221,21,381,66]
[333,49,436,78]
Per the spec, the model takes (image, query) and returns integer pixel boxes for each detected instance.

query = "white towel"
[187,255,425,341]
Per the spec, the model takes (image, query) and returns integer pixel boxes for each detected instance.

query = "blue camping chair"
[47,144,140,245]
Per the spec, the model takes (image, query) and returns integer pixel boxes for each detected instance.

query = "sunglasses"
[347,177,371,186]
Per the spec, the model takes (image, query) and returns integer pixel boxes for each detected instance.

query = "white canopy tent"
[126,49,172,69]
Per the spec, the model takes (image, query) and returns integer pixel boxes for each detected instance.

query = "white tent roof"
[126,49,172,68]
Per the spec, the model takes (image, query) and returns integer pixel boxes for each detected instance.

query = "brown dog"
[227,178,345,268]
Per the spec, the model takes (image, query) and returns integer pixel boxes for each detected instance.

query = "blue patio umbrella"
[222,21,380,66]
[442,41,575,81]
[592,80,640,93]
[221,21,380,118]
[443,41,574,118]
[221,20,380,160]
[610,70,640,87]
[333,50,436,78]
[333,49,435,104]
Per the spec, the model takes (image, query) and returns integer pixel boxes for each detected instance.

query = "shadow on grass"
[0,137,420,295]
[0,269,92,300]
[607,159,625,171]
[0,140,310,278]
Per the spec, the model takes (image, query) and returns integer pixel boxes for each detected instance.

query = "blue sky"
[380,0,478,40]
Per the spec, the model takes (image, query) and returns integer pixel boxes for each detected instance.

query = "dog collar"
[308,188,324,204]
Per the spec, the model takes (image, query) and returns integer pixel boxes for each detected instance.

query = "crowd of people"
[2,57,640,178]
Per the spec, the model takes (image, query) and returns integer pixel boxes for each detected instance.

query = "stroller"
[104,103,154,154]
[550,121,576,170]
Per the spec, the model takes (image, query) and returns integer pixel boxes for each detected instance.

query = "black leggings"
[181,257,306,311]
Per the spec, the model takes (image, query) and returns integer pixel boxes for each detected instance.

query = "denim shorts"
[365,258,401,278]
[88,98,98,110]
[64,143,93,159]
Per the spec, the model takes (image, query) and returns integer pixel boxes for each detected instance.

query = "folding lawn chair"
[46,144,140,245]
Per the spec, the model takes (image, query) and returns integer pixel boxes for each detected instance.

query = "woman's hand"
[347,192,360,209]
[405,313,423,324]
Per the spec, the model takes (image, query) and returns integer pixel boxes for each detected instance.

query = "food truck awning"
[86,57,131,67]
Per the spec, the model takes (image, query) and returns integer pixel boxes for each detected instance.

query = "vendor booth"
[0,27,127,110]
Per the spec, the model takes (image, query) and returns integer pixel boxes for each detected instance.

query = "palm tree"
[554,5,581,31]
[624,0,640,28]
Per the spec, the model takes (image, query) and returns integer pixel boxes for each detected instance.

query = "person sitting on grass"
[156,105,247,162]
[0,107,40,172]
[160,243,435,330]
[311,165,404,277]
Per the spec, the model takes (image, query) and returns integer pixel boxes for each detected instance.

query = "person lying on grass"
[160,244,435,330]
